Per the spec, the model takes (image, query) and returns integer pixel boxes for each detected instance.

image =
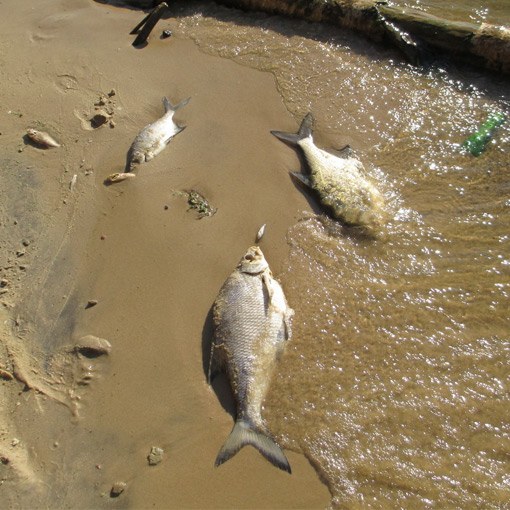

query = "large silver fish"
[209,246,293,473]
[271,113,385,231]
[127,96,190,171]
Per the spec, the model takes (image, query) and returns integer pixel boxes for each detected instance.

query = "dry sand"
[0,0,329,507]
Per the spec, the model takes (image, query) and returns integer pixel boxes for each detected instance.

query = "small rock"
[0,368,13,380]
[110,481,127,498]
[147,446,164,466]
[85,300,98,309]
[73,335,112,357]
[109,120,116,128]
[0,455,10,465]
[22,240,30,247]
[255,223,266,242]
[11,438,20,447]
[90,110,110,129]
[162,29,172,39]
[108,89,116,97]
[16,250,25,257]
[0,279,7,287]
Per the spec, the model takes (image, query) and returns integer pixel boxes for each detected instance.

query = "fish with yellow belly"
[271,113,385,232]
[209,246,294,473]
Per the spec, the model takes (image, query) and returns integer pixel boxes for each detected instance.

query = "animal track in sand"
[74,90,118,131]
[29,12,76,43]
[55,74,79,93]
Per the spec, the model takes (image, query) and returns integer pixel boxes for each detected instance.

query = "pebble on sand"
[147,446,164,466]
[110,481,127,498]
[73,335,112,357]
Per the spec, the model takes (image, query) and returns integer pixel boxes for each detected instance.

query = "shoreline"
[123,0,510,74]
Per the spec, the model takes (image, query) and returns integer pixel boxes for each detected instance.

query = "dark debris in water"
[174,190,217,219]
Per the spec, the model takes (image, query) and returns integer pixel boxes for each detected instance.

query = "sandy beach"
[0,0,329,506]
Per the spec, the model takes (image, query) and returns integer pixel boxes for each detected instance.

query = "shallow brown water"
[173,2,510,508]
[389,0,510,26]
[1,0,509,509]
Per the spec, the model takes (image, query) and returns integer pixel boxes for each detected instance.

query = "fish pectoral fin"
[167,125,186,143]
[262,273,274,304]
[215,420,291,473]
[290,172,313,189]
[207,342,222,385]
[283,309,294,340]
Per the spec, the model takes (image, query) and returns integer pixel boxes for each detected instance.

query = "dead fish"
[127,96,190,171]
[104,172,136,184]
[209,246,293,473]
[26,128,60,148]
[271,114,385,231]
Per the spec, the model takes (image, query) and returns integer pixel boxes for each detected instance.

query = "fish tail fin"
[163,96,191,113]
[271,113,314,145]
[215,420,291,473]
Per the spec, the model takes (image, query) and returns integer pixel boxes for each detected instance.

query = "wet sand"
[0,0,328,507]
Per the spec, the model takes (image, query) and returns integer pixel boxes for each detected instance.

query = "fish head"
[237,246,269,275]
[129,150,145,168]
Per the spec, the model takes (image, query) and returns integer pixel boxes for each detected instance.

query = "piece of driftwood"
[131,1,169,46]
[376,4,510,73]
[122,0,510,74]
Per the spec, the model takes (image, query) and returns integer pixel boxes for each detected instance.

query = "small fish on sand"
[209,246,293,473]
[127,96,190,171]
[271,113,385,232]
[26,128,60,148]
[104,172,136,184]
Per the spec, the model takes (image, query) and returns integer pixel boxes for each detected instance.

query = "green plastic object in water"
[462,112,506,156]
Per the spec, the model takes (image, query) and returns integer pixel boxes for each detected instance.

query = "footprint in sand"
[74,91,117,131]
[29,12,76,43]
[55,74,79,93]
